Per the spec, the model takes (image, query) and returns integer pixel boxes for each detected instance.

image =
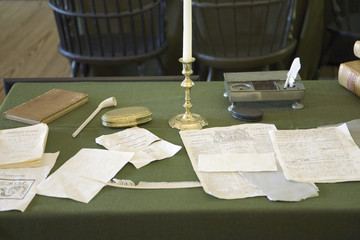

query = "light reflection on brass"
[169,58,208,130]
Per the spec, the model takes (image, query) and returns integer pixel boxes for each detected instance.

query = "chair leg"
[206,66,214,82]
[71,61,79,77]
[137,63,144,76]
[156,57,165,75]
[79,63,89,77]
[71,61,90,77]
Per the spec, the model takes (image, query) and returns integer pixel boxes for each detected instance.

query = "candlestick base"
[169,57,208,130]
[169,113,208,131]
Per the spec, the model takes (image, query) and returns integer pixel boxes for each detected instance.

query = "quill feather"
[83,177,202,189]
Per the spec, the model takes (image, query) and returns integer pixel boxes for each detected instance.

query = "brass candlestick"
[169,58,208,130]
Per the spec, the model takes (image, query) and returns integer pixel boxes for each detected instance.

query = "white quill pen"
[284,57,301,89]
[84,177,202,189]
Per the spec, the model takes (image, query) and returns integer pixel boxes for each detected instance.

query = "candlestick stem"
[169,58,208,130]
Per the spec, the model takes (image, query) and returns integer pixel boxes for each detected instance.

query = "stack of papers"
[0,123,49,168]
[180,123,360,201]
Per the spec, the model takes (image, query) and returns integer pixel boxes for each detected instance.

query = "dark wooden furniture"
[48,0,168,77]
[321,0,360,66]
[192,0,299,81]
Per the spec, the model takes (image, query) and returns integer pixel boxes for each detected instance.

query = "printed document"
[197,153,277,172]
[180,124,318,201]
[269,123,360,183]
[0,152,58,212]
[0,123,48,168]
[180,124,278,199]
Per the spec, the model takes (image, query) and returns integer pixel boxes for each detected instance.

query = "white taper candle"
[183,0,192,62]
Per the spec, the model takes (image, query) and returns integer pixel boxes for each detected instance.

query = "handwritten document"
[0,152,58,212]
[0,123,49,168]
[270,124,360,183]
[96,127,182,169]
[36,149,133,203]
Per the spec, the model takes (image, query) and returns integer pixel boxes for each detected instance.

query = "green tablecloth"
[0,80,360,240]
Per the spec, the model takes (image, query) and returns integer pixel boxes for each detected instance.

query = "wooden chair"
[320,0,360,66]
[192,0,298,81]
[48,0,168,77]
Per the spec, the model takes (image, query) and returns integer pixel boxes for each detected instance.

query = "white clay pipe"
[72,97,117,137]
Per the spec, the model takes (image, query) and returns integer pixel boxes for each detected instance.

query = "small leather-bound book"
[3,89,88,124]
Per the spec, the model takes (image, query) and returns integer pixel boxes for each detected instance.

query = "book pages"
[0,123,49,168]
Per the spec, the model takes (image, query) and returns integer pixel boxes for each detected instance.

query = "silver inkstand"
[224,70,306,112]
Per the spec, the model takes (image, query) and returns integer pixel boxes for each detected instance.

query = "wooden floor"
[0,0,71,106]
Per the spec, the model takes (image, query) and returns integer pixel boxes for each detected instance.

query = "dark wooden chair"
[320,0,360,67]
[192,0,298,81]
[48,0,168,77]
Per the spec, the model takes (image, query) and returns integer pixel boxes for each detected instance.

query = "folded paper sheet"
[269,123,360,183]
[240,166,319,202]
[96,127,182,168]
[0,123,49,168]
[0,152,59,212]
[198,153,277,172]
[36,149,133,203]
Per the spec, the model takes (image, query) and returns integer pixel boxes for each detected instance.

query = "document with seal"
[269,123,360,183]
[180,124,276,199]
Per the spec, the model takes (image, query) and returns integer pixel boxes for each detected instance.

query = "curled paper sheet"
[96,127,182,169]
[36,149,134,203]
[240,168,319,202]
